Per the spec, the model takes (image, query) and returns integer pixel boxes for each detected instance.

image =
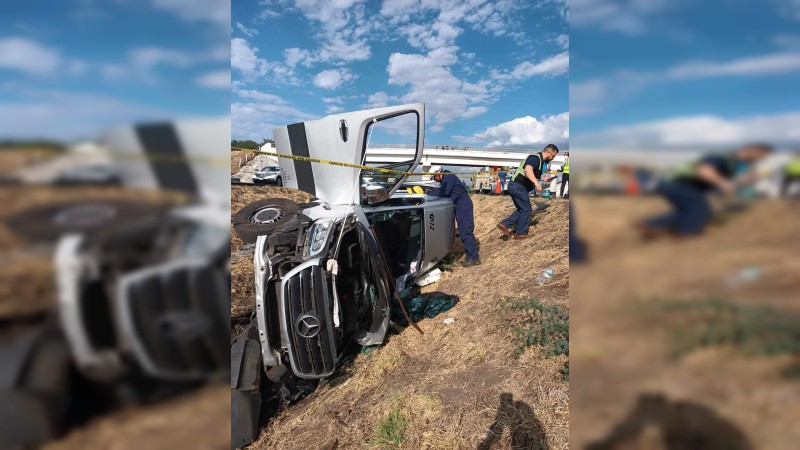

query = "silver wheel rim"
[53,204,117,226]
[251,206,284,224]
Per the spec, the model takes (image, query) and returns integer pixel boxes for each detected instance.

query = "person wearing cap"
[637,143,772,238]
[428,166,480,267]
[497,144,559,239]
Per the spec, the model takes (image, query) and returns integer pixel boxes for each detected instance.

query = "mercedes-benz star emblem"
[296,313,321,338]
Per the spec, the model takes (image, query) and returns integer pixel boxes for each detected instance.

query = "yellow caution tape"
[232,147,490,176]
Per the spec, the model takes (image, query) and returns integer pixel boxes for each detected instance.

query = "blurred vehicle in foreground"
[0,119,230,449]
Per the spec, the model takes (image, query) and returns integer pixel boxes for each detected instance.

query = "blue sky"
[232,0,569,149]
[570,0,800,150]
[0,0,230,142]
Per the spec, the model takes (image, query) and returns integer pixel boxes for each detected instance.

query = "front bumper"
[252,176,279,184]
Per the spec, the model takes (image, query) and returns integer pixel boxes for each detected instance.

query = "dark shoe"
[462,257,481,267]
[513,234,534,240]
[496,223,512,238]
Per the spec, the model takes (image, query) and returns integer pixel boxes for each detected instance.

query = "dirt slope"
[231,191,570,449]
[571,196,800,449]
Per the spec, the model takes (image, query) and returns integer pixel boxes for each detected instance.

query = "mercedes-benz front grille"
[122,263,229,379]
[283,265,337,378]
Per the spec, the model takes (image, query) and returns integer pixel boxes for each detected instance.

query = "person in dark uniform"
[429,166,480,267]
[638,144,772,238]
[496,144,559,239]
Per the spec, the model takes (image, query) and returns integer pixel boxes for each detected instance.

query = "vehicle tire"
[5,200,166,242]
[23,335,72,396]
[0,390,62,449]
[233,198,299,243]
[276,177,283,187]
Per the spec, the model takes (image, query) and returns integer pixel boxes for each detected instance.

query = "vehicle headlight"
[307,220,333,257]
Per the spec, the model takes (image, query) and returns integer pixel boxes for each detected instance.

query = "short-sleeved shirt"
[675,154,737,192]
[514,153,544,191]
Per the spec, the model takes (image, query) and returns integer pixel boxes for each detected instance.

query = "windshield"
[260,167,280,173]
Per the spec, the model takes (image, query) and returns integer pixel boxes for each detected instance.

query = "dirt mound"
[237,193,570,449]
[43,384,229,450]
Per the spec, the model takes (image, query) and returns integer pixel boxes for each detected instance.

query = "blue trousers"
[646,181,711,234]
[501,181,533,235]
[454,195,479,259]
[569,204,587,263]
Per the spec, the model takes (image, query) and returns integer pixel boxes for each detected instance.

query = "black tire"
[0,390,61,449]
[5,200,167,242]
[233,198,299,243]
[276,177,283,187]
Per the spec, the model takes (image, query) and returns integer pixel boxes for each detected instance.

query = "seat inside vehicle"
[367,210,422,279]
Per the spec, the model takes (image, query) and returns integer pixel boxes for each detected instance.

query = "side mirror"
[360,184,389,205]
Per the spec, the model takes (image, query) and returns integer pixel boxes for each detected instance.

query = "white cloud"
[455,113,569,147]
[150,0,230,29]
[555,34,569,49]
[0,88,170,140]
[364,91,400,108]
[386,47,490,130]
[283,47,315,67]
[380,0,530,40]
[773,34,800,49]
[577,111,800,149]
[573,51,800,116]
[313,68,356,89]
[231,37,269,80]
[235,22,259,37]
[326,105,345,114]
[569,79,608,116]
[232,89,319,140]
[403,21,461,51]
[771,0,800,21]
[0,37,61,75]
[323,96,344,104]
[569,0,675,35]
[493,51,569,81]
[195,70,230,89]
[667,52,800,79]
[129,47,195,70]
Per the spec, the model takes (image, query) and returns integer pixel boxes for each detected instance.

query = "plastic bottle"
[536,269,554,285]
[724,266,761,287]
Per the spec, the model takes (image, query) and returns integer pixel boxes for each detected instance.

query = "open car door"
[273,104,425,205]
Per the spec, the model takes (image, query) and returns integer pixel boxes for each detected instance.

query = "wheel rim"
[251,206,284,224]
[53,203,117,226]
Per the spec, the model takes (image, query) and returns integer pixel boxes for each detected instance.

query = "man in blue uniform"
[429,166,480,267]
[638,144,772,238]
[497,144,559,239]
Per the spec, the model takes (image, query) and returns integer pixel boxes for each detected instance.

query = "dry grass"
[0,149,58,175]
[248,195,570,449]
[231,150,244,174]
[570,197,800,449]
[44,383,230,450]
